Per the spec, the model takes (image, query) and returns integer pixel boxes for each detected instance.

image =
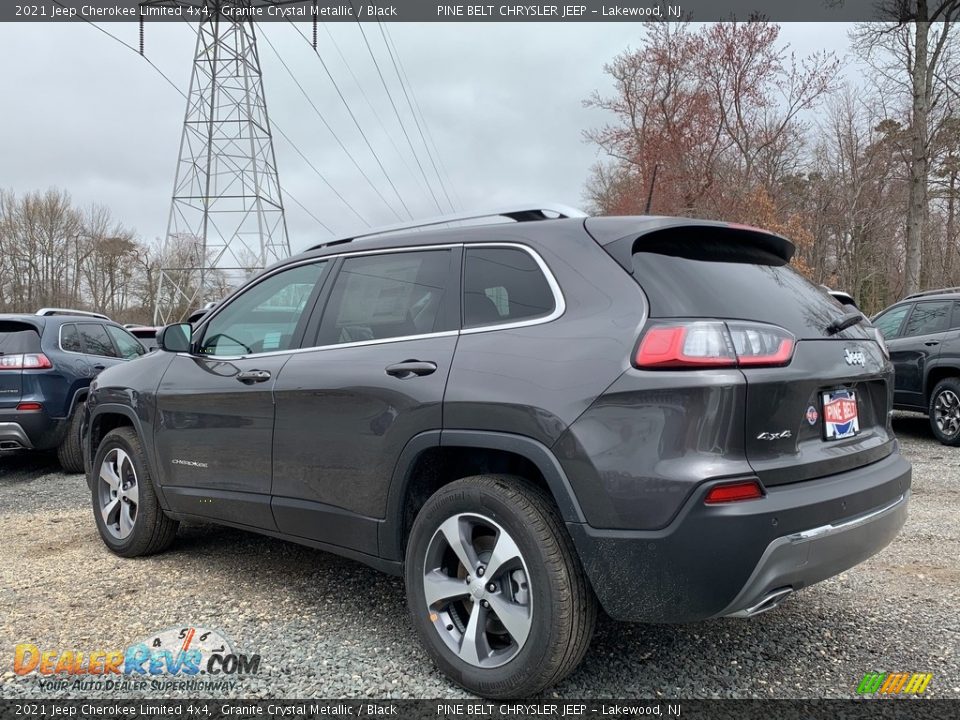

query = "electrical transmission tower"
[145,0,296,324]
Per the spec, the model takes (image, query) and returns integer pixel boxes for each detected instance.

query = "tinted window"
[873,305,911,340]
[951,301,960,330]
[78,324,118,357]
[106,325,146,360]
[199,261,327,356]
[60,324,82,353]
[463,247,555,328]
[630,234,869,339]
[317,250,453,345]
[903,301,951,337]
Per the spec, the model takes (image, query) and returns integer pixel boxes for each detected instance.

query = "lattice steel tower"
[148,0,291,324]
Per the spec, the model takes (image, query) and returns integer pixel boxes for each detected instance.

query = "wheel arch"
[88,404,169,509]
[380,429,587,561]
[926,363,960,402]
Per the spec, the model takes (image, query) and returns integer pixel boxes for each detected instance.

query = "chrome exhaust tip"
[728,586,794,618]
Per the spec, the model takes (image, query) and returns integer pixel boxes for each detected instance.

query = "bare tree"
[853,0,960,294]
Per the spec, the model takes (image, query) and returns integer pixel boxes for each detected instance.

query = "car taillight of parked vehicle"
[704,479,766,504]
[0,353,53,370]
[634,321,795,369]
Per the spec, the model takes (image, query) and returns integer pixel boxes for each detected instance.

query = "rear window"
[0,323,41,354]
[463,247,555,328]
[631,235,865,339]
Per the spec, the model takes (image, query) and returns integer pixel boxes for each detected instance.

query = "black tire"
[91,427,179,557]
[929,377,960,446]
[56,408,85,473]
[404,474,596,698]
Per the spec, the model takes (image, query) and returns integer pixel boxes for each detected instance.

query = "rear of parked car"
[82,210,910,699]
[0,313,146,470]
[557,218,908,624]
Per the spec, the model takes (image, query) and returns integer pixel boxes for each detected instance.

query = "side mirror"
[157,323,193,353]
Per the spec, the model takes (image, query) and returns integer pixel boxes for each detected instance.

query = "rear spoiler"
[584,216,796,272]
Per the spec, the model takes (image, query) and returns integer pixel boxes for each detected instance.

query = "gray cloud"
[0,21,851,255]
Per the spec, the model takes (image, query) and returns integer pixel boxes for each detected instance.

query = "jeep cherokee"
[84,205,911,697]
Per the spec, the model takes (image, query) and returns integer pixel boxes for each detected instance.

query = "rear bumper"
[566,449,911,623]
[0,411,67,450]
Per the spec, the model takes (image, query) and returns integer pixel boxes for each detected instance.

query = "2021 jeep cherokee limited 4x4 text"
[84,205,911,697]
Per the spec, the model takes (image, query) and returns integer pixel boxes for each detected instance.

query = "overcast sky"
[0,21,854,254]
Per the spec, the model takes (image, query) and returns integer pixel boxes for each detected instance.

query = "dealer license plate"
[822,389,859,440]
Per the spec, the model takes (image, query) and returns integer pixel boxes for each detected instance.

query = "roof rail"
[308,203,587,251]
[903,286,960,300]
[36,308,110,320]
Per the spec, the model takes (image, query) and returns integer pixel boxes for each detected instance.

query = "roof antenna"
[644,164,659,214]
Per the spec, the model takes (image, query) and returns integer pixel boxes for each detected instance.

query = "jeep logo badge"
[844,348,866,367]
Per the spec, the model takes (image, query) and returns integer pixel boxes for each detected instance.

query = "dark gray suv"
[872,289,960,445]
[84,205,911,697]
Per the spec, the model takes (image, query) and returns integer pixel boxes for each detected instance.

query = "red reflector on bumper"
[704,480,764,504]
[16,402,42,412]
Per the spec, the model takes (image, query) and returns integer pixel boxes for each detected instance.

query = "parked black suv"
[872,288,960,445]
[84,206,911,697]
[0,309,146,470]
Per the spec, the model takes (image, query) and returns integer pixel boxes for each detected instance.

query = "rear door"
[271,248,459,553]
[625,228,893,487]
[885,300,951,408]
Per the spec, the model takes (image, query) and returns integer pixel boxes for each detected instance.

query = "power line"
[259,24,404,223]
[61,12,352,236]
[378,22,457,213]
[319,22,440,209]
[382,23,462,212]
[279,18,417,220]
[346,1,445,214]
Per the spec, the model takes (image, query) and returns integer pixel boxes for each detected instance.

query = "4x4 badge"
[845,348,866,366]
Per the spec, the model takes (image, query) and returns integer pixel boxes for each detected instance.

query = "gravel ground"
[1,413,957,700]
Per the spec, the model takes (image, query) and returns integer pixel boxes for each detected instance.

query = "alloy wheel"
[422,513,532,668]
[934,389,960,438]
[97,448,139,540]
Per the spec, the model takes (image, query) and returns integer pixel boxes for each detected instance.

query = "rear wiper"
[826,311,864,335]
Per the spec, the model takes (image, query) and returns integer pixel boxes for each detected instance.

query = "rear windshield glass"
[631,237,865,339]
[0,324,42,354]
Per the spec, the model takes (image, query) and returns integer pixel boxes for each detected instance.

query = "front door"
[271,248,460,555]
[886,300,950,409]
[154,260,330,529]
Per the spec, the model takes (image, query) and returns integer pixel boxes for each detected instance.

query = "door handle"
[385,360,437,378]
[93,364,106,371]
[924,341,940,347]
[236,369,272,384]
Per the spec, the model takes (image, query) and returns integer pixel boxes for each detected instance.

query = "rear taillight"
[704,479,765,504]
[0,353,53,370]
[634,321,794,369]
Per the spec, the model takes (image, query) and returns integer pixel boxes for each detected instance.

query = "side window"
[873,305,910,340]
[952,301,960,330]
[903,301,952,338]
[106,325,146,360]
[78,324,119,358]
[463,247,556,329]
[317,250,454,345]
[199,261,328,357]
[60,324,82,353]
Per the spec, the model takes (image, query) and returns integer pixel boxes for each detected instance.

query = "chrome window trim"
[58,322,127,361]
[459,242,566,334]
[186,242,565,361]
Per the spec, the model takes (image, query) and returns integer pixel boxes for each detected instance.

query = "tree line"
[584,8,960,315]
[0,188,227,324]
